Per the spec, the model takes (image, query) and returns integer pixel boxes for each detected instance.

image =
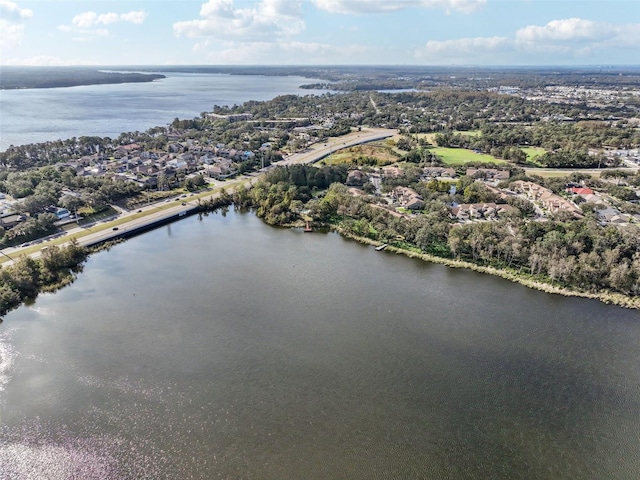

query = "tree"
[396,137,413,151]
[60,194,84,212]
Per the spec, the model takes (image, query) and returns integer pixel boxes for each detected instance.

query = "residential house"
[0,212,25,228]
[512,180,582,216]
[566,186,594,196]
[382,166,405,177]
[451,203,514,221]
[391,186,424,210]
[485,185,512,202]
[466,168,510,182]
[346,170,368,186]
[421,167,456,180]
[204,164,235,180]
[136,165,160,177]
[598,207,631,224]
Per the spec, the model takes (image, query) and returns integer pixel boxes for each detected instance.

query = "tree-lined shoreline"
[231,164,640,309]
[0,67,165,90]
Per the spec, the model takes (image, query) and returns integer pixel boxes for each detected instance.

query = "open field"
[521,146,546,161]
[416,130,481,144]
[429,147,506,165]
[322,132,505,167]
[320,141,400,166]
[521,146,547,166]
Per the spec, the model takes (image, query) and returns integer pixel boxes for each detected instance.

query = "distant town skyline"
[1,0,638,66]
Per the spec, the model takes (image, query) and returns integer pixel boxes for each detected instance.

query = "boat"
[375,244,387,251]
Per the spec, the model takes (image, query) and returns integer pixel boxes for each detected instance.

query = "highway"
[1,127,397,265]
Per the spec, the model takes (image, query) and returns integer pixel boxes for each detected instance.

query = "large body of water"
[1,210,639,479]
[0,72,323,151]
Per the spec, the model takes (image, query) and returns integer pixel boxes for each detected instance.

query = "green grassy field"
[321,151,353,165]
[521,147,546,162]
[429,147,506,165]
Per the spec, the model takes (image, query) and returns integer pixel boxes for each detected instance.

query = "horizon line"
[2,64,640,69]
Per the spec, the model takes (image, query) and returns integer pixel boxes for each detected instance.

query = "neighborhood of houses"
[346,165,639,226]
[66,139,258,186]
[0,137,265,237]
[0,134,638,243]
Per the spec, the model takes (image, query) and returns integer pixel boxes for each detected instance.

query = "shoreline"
[331,226,640,310]
[0,68,166,90]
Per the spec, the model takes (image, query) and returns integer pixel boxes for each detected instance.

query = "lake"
[1,210,639,479]
[0,72,324,151]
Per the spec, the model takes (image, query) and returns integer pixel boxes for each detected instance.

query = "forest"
[0,240,88,317]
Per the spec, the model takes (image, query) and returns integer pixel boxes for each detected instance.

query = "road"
[279,127,396,166]
[1,127,397,265]
[524,166,639,176]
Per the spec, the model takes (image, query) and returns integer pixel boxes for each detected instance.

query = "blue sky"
[1,0,638,66]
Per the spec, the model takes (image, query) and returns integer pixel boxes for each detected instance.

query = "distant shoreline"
[0,68,166,90]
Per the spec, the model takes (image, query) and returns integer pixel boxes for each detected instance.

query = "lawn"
[521,146,547,163]
[429,147,505,165]
[77,206,118,226]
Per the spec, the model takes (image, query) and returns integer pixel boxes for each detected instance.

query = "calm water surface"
[0,73,323,150]
[0,210,639,479]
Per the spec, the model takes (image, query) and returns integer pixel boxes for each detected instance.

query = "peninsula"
[0,67,165,90]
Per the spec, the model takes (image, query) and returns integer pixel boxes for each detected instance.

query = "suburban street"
[0,127,396,265]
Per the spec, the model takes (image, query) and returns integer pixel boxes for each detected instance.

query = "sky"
[0,0,638,66]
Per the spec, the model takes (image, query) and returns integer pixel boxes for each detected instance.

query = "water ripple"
[0,328,17,392]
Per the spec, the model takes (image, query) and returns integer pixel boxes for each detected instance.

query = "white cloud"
[311,0,486,14]
[120,11,147,25]
[71,12,99,28]
[200,0,235,17]
[0,0,32,49]
[0,20,24,49]
[0,0,32,20]
[71,10,147,28]
[515,18,639,49]
[414,18,640,64]
[3,55,96,66]
[196,39,371,64]
[517,18,612,44]
[57,9,147,41]
[174,0,305,41]
[415,36,510,60]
